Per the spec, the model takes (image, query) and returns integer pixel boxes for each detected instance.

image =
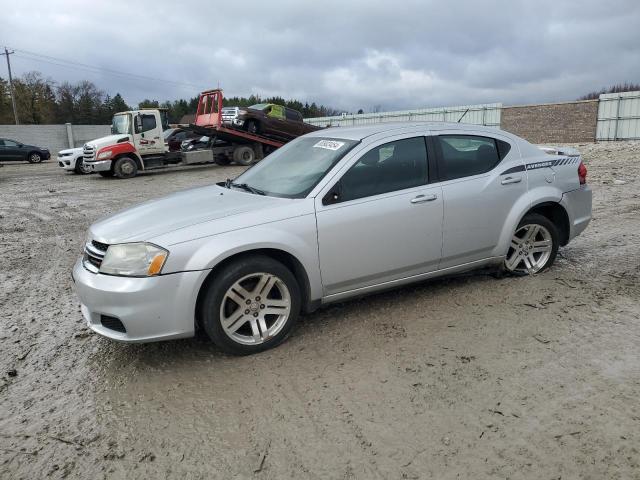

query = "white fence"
[0,123,110,154]
[305,103,502,128]
[596,91,640,141]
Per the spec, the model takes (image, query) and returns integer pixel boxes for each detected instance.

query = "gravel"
[1,142,639,479]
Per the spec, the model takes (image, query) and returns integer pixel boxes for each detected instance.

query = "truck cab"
[83,109,172,177]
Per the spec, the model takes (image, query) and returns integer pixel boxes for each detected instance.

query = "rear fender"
[493,185,563,257]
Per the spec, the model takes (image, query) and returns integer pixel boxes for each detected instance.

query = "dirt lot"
[1,142,639,479]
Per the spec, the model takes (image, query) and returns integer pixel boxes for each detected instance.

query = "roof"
[179,114,195,125]
[303,121,510,141]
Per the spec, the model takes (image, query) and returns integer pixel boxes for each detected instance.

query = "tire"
[504,213,559,275]
[215,155,232,166]
[245,120,260,135]
[200,255,301,355]
[27,152,42,163]
[74,156,92,174]
[232,146,256,166]
[98,171,114,178]
[113,156,138,179]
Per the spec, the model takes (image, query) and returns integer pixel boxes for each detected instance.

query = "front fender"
[163,215,323,301]
[493,185,564,257]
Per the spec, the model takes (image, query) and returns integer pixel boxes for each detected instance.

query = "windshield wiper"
[230,182,266,196]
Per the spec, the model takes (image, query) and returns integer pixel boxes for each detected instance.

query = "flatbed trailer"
[84,89,289,178]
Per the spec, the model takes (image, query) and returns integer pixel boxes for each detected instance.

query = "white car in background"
[57,147,92,174]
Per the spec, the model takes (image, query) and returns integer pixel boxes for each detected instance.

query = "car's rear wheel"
[245,120,260,135]
[232,146,256,166]
[27,152,42,163]
[504,213,559,275]
[113,157,138,179]
[74,157,92,174]
[200,255,301,355]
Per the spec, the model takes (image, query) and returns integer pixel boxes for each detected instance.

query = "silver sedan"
[73,122,592,354]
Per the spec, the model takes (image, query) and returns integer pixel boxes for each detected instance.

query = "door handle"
[411,194,437,204]
[501,176,522,185]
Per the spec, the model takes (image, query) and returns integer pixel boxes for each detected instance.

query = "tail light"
[578,161,587,185]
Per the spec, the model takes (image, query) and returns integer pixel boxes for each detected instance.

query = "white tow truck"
[83,89,286,179]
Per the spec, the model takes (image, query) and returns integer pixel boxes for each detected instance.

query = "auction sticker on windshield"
[313,140,345,150]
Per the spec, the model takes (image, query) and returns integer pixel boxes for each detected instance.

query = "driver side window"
[141,114,156,133]
[337,137,428,202]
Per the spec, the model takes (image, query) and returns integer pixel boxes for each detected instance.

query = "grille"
[83,144,96,161]
[100,315,126,333]
[83,240,108,272]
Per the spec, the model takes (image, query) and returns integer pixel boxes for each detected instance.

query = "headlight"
[99,243,168,277]
[97,150,113,160]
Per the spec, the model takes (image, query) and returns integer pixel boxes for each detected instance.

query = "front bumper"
[57,156,75,171]
[561,185,592,241]
[72,258,207,343]
[87,160,112,172]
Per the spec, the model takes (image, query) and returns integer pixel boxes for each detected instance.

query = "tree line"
[578,82,640,100]
[0,70,341,125]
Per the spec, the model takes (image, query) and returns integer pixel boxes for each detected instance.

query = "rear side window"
[339,137,428,202]
[435,135,509,181]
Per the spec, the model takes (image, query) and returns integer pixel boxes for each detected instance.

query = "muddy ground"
[1,142,639,479]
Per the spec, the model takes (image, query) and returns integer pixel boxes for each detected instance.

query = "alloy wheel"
[505,223,553,274]
[219,272,291,345]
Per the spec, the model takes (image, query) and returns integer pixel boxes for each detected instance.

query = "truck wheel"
[113,157,138,179]
[98,171,114,178]
[215,155,232,166]
[233,146,256,166]
[245,120,260,135]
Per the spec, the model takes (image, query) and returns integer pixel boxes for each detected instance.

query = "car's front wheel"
[200,255,301,355]
[245,120,260,135]
[27,152,42,163]
[504,213,559,275]
[74,157,92,174]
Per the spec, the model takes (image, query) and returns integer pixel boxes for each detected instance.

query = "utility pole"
[1,47,19,125]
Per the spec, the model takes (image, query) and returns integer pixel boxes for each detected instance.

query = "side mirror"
[134,115,143,133]
[322,183,342,206]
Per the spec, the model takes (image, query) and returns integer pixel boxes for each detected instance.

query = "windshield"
[232,137,358,198]
[111,114,131,135]
[249,103,270,111]
[163,128,177,139]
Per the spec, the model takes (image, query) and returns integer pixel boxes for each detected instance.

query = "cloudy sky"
[1,0,639,112]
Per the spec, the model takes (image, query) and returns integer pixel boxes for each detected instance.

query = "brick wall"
[501,100,598,144]
[0,124,110,155]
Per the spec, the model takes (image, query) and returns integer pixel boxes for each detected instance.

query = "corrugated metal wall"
[305,103,502,128]
[596,91,640,140]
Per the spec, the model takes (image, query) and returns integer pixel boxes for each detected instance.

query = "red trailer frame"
[192,89,284,148]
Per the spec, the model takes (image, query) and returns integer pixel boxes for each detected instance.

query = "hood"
[58,147,83,155]
[86,134,131,149]
[89,185,298,244]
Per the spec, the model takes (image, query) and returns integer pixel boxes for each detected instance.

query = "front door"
[315,135,443,296]
[133,113,164,156]
[432,131,528,268]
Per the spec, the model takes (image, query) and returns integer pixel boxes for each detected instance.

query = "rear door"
[315,134,443,296]
[432,130,526,268]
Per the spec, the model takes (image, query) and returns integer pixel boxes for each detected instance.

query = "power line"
[6,45,209,91]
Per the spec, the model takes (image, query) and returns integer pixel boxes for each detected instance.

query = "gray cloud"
[1,0,639,112]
